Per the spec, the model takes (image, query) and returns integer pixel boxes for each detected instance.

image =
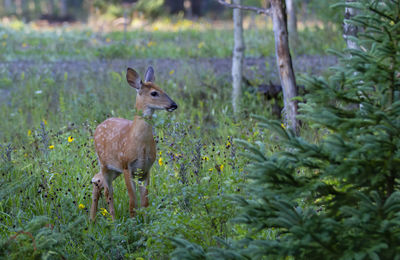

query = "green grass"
[0,20,341,259]
[0,20,344,61]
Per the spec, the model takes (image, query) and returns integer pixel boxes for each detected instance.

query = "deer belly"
[129,158,155,178]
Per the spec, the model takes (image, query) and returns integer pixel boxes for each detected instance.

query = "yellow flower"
[22,43,27,48]
[100,208,109,216]
[147,41,156,47]
[27,129,31,136]
[68,136,74,143]
[208,168,213,172]
[169,70,175,75]
[153,26,159,31]
[226,141,231,148]
[202,156,209,161]
[106,37,111,43]
[197,42,205,49]
[49,145,54,149]
[158,157,163,166]
[43,119,47,125]
[78,203,85,209]
[220,164,224,171]
[281,123,286,129]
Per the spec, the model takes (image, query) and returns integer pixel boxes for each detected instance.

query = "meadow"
[0,18,344,259]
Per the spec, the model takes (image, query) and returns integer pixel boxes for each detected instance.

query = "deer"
[90,66,178,221]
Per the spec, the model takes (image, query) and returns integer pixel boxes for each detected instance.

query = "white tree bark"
[232,0,245,114]
[285,0,297,41]
[343,0,359,50]
[270,0,298,133]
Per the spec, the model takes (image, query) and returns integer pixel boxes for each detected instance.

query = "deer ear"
[144,66,155,83]
[126,68,141,89]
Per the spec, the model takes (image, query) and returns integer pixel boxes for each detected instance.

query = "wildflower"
[43,119,47,125]
[27,129,31,136]
[35,90,42,94]
[281,123,286,129]
[68,136,74,143]
[220,164,224,171]
[169,70,175,75]
[22,43,27,48]
[49,145,54,149]
[153,26,159,31]
[79,203,85,209]
[100,208,109,216]
[106,37,111,43]
[158,157,163,166]
[208,168,213,172]
[226,141,231,149]
[202,156,209,161]
[147,41,156,47]
[197,42,205,49]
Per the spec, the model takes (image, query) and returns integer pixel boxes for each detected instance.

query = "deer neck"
[131,102,154,140]
[135,97,154,118]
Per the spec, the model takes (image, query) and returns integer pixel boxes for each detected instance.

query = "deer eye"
[150,91,158,97]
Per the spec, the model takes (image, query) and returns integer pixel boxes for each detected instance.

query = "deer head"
[126,66,178,116]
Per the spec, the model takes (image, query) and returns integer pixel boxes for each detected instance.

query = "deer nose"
[167,102,178,112]
[170,102,178,111]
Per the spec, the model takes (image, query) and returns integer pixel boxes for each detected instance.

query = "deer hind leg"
[103,168,116,221]
[90,172,104,221]
[139,173,150,208]
[123,169,137,217]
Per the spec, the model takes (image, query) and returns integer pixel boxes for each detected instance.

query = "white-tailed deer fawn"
[90,66,178,221]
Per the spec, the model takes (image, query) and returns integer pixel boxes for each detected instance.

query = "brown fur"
[90,67,177,221]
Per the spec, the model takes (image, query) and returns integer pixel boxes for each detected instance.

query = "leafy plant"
[171,0,400,259]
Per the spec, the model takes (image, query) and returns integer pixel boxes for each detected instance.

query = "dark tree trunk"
[59,0,68,17]
[270,0,299,133]
[165,0,185,14]
[191,0,204,16]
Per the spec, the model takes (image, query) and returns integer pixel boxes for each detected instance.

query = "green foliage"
[172,0,400,259]
[136,0,165,18]
[0,20,343,61]
[0,6,346,259]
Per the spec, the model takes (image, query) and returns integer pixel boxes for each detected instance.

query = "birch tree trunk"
[285,0,297,42]
[343,0,359,50]
[232,0,245,114]
[270,0,298,133]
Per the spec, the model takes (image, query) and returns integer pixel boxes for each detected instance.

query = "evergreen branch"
[368,5,394,22]
[216,0,271,15]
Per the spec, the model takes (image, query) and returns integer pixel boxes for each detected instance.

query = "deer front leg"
[139,173,150,208]
[90,172,104,221]
[123,169,137,217]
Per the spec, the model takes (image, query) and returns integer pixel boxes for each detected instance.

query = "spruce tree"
[171,0,400,259]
